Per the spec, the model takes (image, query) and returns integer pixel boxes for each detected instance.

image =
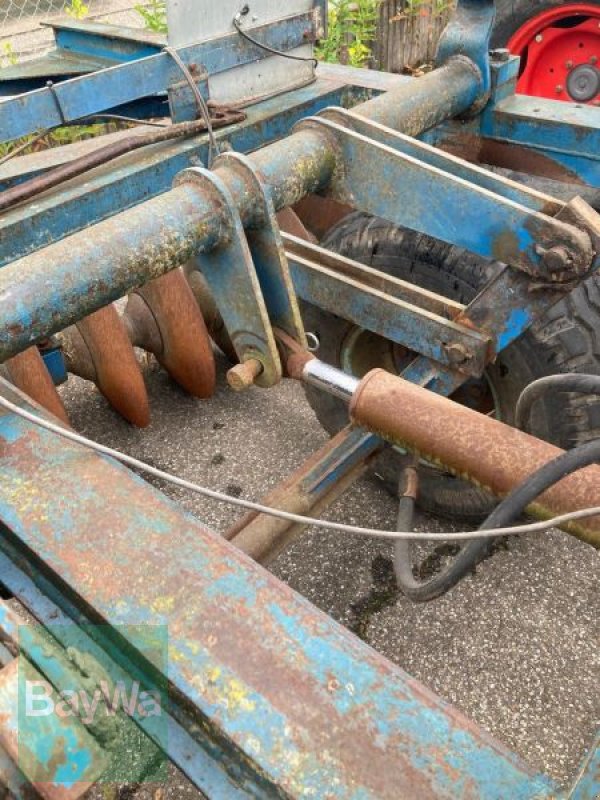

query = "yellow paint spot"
[151,596,175,614]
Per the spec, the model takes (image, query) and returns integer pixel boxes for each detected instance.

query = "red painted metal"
[508,4,600,103]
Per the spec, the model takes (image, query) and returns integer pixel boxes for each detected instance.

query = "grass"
[0,123,123,161]
[135,0,167,33]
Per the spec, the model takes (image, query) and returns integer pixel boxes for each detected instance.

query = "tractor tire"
[492,0,586,47]
[492,0,600,104]
[301,212,600,521]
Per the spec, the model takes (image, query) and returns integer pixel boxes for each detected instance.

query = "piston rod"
[298,357,600,547]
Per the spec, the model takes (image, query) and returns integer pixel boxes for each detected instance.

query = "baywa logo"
[25,678,163,725]
[16,623,169,789]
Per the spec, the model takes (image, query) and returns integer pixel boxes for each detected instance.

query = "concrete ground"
[58,349,600,798]
[1,0,152,60]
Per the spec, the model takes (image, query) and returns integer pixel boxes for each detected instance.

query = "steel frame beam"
[0,8,599,795]
[0,381,559,799]
[284,234,492,377]
[297,113,593,281]
[0,57,489,362]
[0,78,351,267]
[483,94,600,188]
[0,9,321,144]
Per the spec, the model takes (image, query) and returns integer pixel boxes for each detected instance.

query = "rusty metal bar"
[349,368,600,547]
[0,379,557,799]
[225,425,382,563]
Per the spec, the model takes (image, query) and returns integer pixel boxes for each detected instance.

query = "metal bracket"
[295,113,595,283]
[284,233,492,377]
[0,9,320,145]
[435,0,495,109]
[213,152,307,349]
[175,167,282,387]
[317,106,564,215]
[167,66,210,123]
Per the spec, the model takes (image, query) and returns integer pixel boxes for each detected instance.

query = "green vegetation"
[0,42,18,68]
[0,124,120,160]
[135,0,167,33]
[65,0,90,19]
[317,0,381,67]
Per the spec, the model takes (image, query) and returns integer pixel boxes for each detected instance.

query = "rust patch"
[351,369,600,547]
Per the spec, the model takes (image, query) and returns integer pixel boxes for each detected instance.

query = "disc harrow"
[0,1,598,796]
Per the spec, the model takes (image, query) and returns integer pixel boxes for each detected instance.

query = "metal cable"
[163,45,220,166]
[233,7,318,67]
[0,394,598,542]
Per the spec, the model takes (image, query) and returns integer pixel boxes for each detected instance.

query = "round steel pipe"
[350,368,600,547]
[0,183,223,362]
[353,57,484,136]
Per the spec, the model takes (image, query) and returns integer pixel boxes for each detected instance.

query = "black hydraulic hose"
[392,495,418,591]
[394,439,600,602]
[481,438,600,533]
[516,373,600,433]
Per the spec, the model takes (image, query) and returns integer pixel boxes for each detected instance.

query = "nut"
[442,342,472,367]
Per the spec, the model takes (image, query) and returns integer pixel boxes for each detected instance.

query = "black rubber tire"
[491,0,600,49]
[301,212,600,520]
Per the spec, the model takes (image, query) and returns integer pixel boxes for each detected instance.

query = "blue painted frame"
[0,6,599,795]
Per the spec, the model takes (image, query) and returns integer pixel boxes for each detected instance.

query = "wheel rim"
[507,4,600,104]
[338,325,500,418]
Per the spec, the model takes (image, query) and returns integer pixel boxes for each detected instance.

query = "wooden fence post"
[374,0,454,72]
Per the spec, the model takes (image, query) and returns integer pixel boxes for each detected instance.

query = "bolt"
[442,342,472,367]
[537,245,574,276]
[555,84,564,93]
[535,34,543,43]
[489,48,511,62]
[227,358,263,391]
[566,60,574,70]
[591,55,598,64]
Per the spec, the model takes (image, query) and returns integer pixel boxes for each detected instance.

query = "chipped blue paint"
[0,6,598,795]
[569,732,600,800]
[301,116,562,276]
[0,80,347,266]
[498,307,531,352]
[0,11,320,145]
[0,416,23,444]
[481,94,600,188]
[0,402,561,798]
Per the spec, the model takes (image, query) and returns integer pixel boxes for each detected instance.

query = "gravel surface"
[57,350,600,797]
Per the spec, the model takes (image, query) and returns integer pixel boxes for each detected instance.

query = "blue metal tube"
[353,57,484,136]
[0,183,222,359]
[0,58,483,361]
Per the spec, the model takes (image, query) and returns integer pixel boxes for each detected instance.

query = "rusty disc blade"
[127,269,216,399]
[74,306,151,428]
[4,347,70,426]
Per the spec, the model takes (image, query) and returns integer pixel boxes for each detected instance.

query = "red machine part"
[508,4,600,104]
